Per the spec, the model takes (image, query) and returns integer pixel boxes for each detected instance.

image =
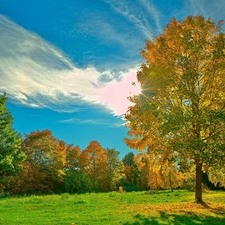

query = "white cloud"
[0,15,140,115]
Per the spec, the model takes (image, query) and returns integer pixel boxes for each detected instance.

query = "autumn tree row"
[1,127,183,195]
[0,93,183,194]
[0,93,220,195]
[1,127,124,194]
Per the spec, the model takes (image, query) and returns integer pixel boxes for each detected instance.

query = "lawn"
[0,190,224,224]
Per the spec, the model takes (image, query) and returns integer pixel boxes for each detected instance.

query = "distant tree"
[106,148,125,190]
[125,16,225,202]
[147,154,164,190]
[134,153,150,190]
[19,130,66,194]
[0,93,25,179]
[79,141,109,191]
[159,155,184,190]
[122,152,135,167]
[134,152,166,190]
[122,152,140,190]
[64,143,80,170]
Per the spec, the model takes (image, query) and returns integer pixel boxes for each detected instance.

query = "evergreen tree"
[0,93,25,177]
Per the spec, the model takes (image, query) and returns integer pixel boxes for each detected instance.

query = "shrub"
[64,171,100,193]
[120,182,139,192]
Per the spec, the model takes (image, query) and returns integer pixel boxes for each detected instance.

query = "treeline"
[1,129,123,194]
[0,93,220,196]
[1,128,184,195]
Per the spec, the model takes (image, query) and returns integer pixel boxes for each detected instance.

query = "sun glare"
[130,81,142,96]
[98,70,142,115]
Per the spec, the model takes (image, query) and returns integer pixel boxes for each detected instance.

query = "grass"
[0,190,224,224]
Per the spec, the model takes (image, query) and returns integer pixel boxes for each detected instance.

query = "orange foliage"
[79,141,109,190]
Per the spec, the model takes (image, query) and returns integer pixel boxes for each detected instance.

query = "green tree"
[125,16,225,203]
[122,152,135,167]
[64,170,100,193]
[106,148,125,191]
[0,93,25,178]
[122,152,140,190]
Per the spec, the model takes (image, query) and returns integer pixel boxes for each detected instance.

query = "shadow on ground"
[123,212,225,225]
[123,203,225,225]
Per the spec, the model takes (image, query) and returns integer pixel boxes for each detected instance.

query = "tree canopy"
[125,16,225,203]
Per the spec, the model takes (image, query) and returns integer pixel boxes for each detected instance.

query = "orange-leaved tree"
[20,129,66,194]
[79,141,109,191]
[125,16,225,203]
[64,143,80,170]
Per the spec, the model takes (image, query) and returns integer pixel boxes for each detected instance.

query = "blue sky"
[0,0,225,158]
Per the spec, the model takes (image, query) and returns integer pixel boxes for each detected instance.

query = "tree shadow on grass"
[123,205,225,225]
[123,212,225,225]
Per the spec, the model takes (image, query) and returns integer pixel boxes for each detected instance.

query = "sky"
[0,0,225,158]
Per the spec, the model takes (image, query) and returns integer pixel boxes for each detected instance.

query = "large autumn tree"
[125,16,225,203]
[0,93,25,178]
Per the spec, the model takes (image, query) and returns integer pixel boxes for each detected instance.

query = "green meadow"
[0,190,225,225]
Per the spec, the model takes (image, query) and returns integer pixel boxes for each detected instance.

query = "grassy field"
[0,190,225,224]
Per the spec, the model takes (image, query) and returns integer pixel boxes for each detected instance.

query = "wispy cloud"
[103,0,162,38]
[187,0,225,21]
[139,0,162,33]
[103,0,152,38]
[0,15,140,115]
[58,117,125,128]
[70,8,144,67]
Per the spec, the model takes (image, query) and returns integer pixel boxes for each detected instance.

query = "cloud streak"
[58,117,125,128]
[0,15,140,115]
[187,0,225,21]
[103,0,163,38]
[103,0,152,38]
[139,0,162,33]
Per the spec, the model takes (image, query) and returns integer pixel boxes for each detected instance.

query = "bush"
[64,171,100,193]
[120,182,139,192]
[0,190,10,198]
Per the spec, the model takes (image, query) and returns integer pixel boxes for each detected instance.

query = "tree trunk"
[195,159,203,203]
